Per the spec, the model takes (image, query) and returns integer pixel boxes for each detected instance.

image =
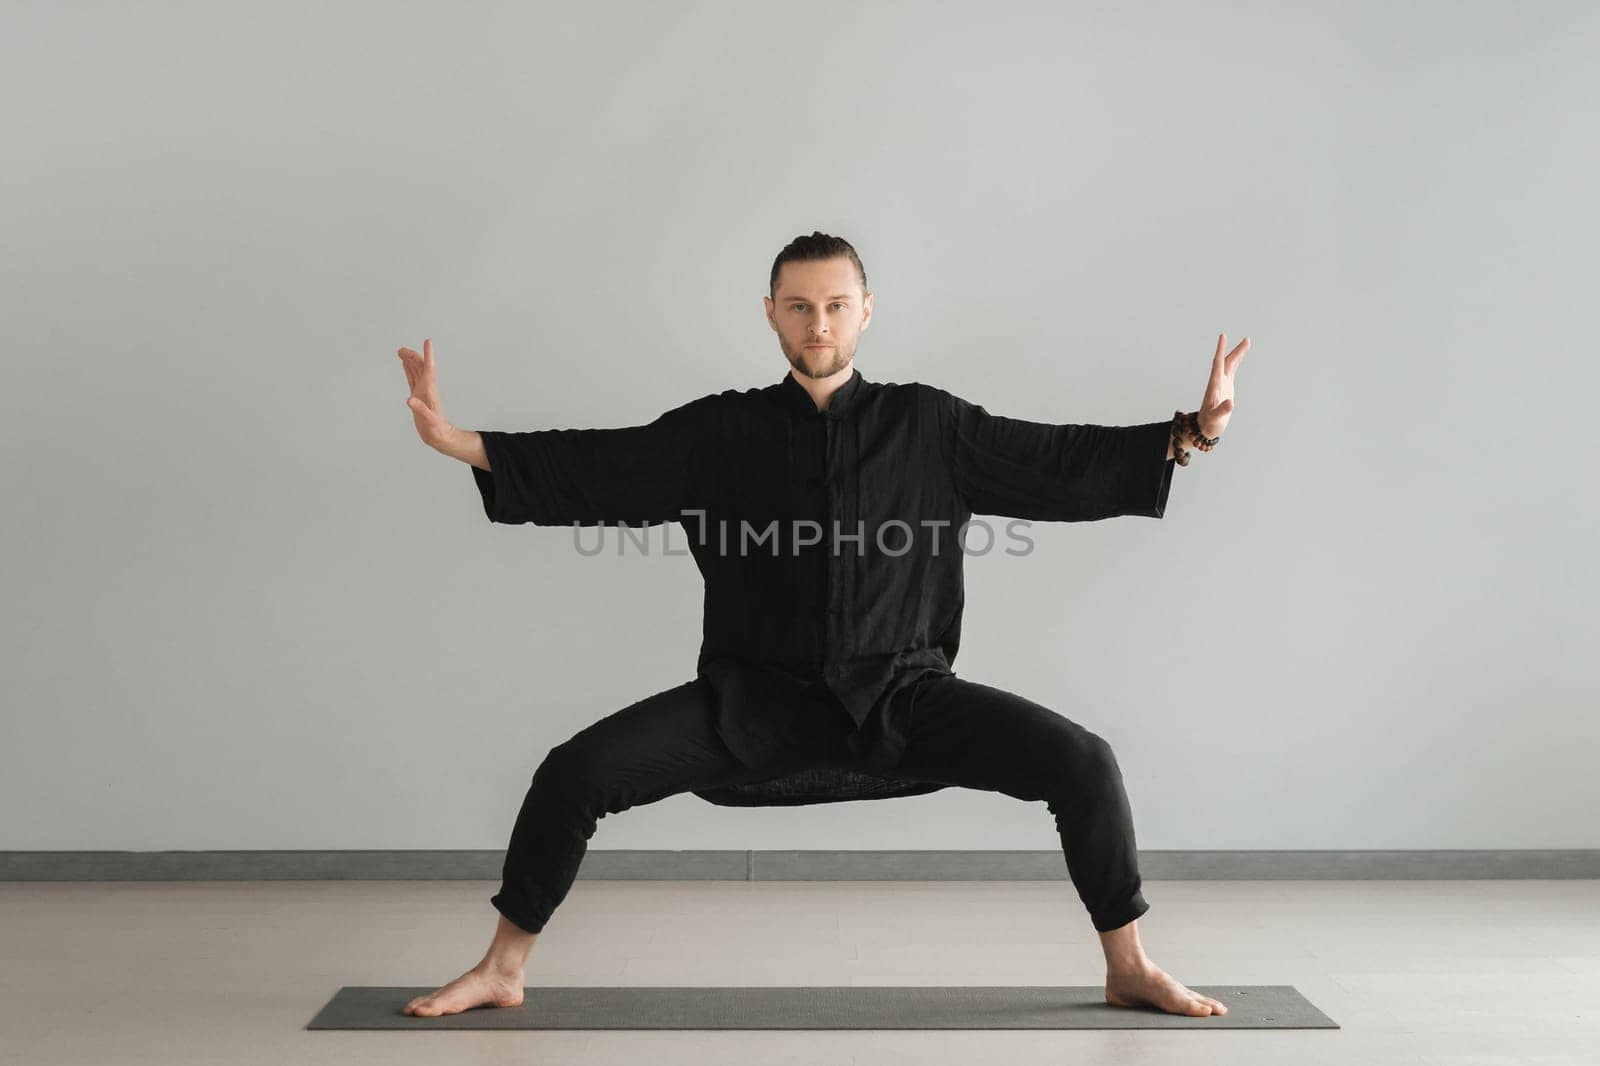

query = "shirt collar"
[777,364,864,420]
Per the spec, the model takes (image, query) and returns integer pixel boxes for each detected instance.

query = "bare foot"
[1105,962,1228,1017]
[402,965,525,1017]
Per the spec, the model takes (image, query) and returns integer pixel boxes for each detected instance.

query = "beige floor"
[2,878,1596,1064]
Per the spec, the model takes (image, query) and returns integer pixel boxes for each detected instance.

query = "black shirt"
[470,366,1176,803]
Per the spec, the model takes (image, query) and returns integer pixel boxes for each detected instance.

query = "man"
[395,232,1249,1019]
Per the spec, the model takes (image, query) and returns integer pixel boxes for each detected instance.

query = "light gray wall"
[4,1,1595,854]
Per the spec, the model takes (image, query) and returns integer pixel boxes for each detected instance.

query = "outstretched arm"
[935,333,1252,518]
[469,409,704,527]
[935,386,1176,521]
[397,338,705,526]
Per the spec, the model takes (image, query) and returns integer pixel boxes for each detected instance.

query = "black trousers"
[490,673,1151,936]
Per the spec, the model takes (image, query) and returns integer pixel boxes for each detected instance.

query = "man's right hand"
[397,338,463,454]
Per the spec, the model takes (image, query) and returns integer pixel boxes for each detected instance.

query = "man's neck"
[790,361,854,412]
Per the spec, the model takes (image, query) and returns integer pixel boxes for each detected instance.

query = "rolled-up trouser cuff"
[490,891,547,936]
[1091,889,1150,934]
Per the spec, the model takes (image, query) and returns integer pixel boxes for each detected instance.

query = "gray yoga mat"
[307,985,1339,1030]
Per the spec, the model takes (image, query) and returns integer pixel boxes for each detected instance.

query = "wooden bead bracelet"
[1170,410,1220,467]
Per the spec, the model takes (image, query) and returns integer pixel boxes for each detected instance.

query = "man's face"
[764,256,873,380]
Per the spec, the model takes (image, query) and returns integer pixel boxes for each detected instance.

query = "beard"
[784,338,852,379]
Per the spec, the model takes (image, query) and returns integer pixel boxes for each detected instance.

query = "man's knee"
[1057,729,1124,795]
[531,738,607,805]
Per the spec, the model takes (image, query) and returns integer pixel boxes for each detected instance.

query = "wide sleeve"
[930,386,1175,521]
[469,395,710,526]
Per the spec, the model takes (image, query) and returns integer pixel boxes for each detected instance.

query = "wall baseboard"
[2,849,1596,881]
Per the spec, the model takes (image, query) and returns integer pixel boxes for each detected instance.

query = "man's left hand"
[1199,333,1250,440]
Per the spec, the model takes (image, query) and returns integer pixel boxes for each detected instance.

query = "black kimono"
[470,366,1175,807]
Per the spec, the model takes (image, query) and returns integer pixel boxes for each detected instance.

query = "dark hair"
[769,231,868,301]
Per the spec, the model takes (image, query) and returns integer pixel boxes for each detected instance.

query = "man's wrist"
[1167,411,1216,462]
[438,427,484,466]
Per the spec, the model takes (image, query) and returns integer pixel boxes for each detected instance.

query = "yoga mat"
[307,985,1339,1029]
